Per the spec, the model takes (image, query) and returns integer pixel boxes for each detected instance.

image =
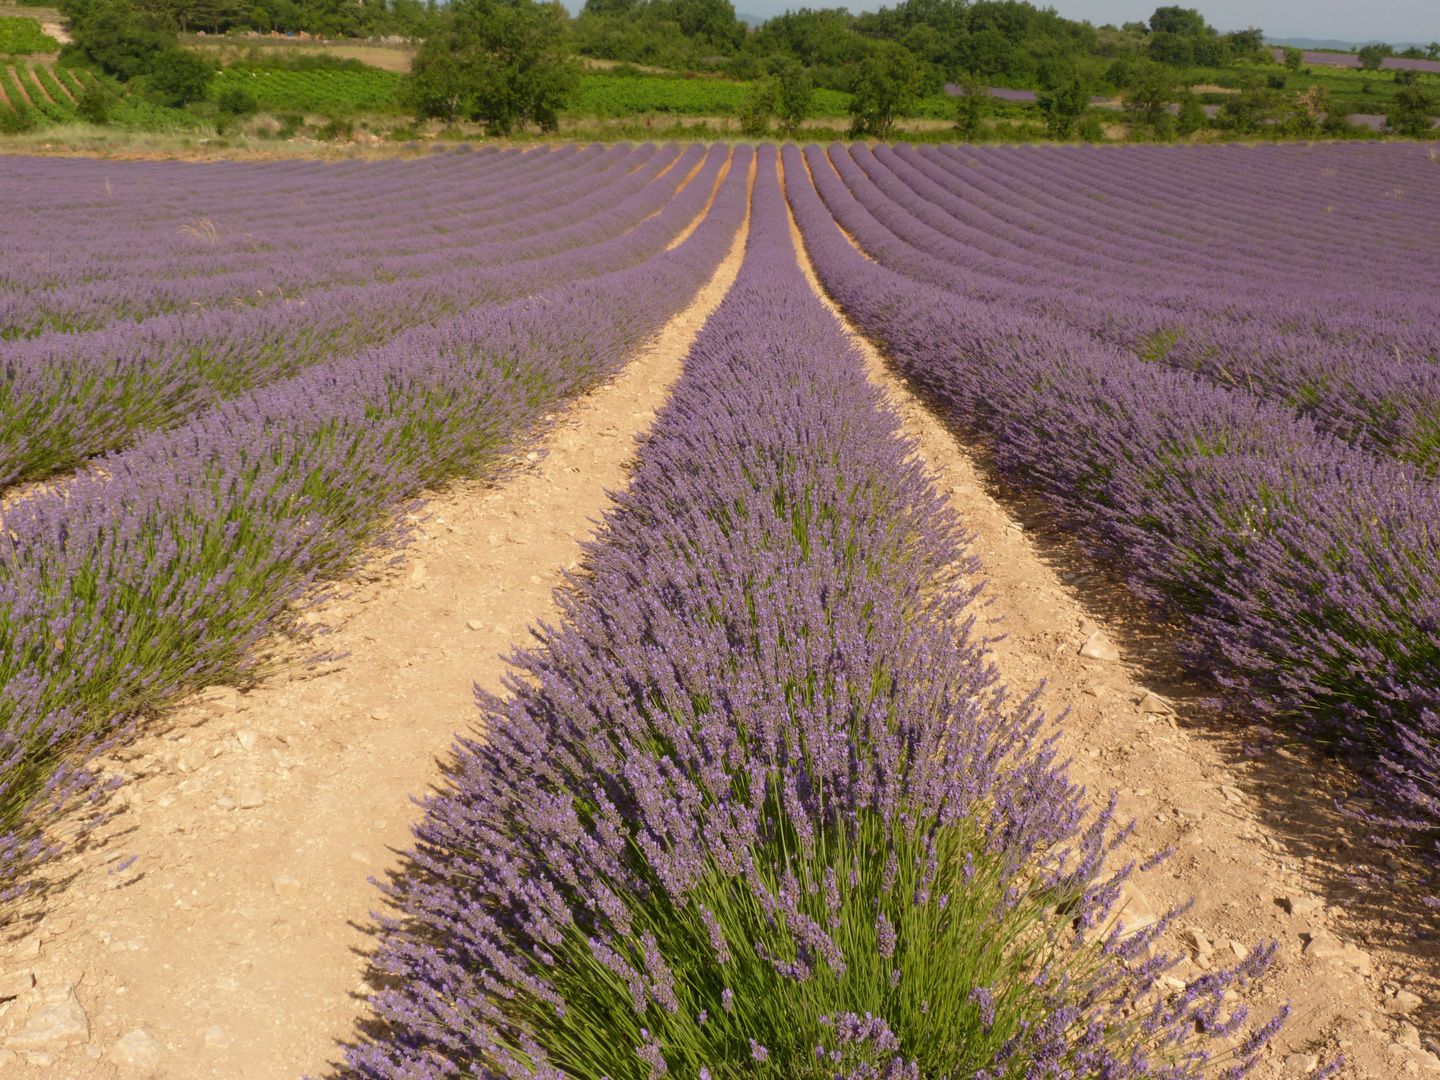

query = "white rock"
[12,935,40,960]
[370,708,391,721]
[237,788,264,809]
[466,619,484,631]
[215,797,237,811]
[235,730,257,753]
[350,849,371,865]
[202,1025,233,1049]
[1397,1022,1423,1047]
[1183,928,1213,957]
[1284,1053,1318,1075]
[4,982,89,1051]
[273,876,301,897]
[1302,930,1371,973]
[1228,939,1248,959]
[1137,692,1173,715]
[409,561,427,585]
[1220,785,1245,804]
[24,1050,56,1066]
[0,1048,13,1066]
[1079,631,1119,661]
[0,969,33,999]
[1281,895,1323,916]
[108,1028,165,1076]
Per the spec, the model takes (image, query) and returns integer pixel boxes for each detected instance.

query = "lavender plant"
[350,149,1283,1080]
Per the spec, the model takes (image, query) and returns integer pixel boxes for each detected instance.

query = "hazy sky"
[712,0,1440,43]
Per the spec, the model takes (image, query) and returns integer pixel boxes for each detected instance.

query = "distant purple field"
[1270,47,1440,73]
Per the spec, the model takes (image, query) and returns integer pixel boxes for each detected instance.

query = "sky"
[719,0,1440,44]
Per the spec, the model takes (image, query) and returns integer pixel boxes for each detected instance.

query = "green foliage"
[216,81,257,114]
[573,0,745,68]
[735,58,810,136]
[1147,6,1206,35]
[0,16,60,55]
[1217,75,1277,132]
[1121,58,1174,128]
[952,68,987,139]
[62,0,177,81]
[735,69,775,135]
[1282,45,1302,71]
[146,46,213,105]
[1388,83,1438,137]
[1036,69,1087,137]
[1174,87,1205,134]
[403,0,577,134]
[1265,71,1286,90]
[847,40,920,137]
[1357,43,1392,72]
[76,81,112,122]
[1077,110,1105,140]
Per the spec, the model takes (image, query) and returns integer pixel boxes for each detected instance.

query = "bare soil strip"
[0,158,753,1079]
[779,158,1437,1080]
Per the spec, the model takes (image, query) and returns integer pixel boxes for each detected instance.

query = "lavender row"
[0,145,701,340]
[820,144,1440,472]
[0,143,722,487]
[349,145,1281,1080]
[1,144,638,342]
[786,142,1440,866]
[0,146,752,912]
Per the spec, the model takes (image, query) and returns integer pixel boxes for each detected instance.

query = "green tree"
[63,0,175,80]
[847,40,920,137]
[952,68,987,140]
[1121,58,1174,129]
[1175,87,1206,134]
[75,83,112,123]
[1147,5,1205,35]
[736,71,776,135]
[1282,45,1302,71]
[1147,30,1192,66]
[1037,72,1088,137]
[145,45,213,104]
[1217,74,1276,132]
[1428,42,1439,61]
[1388,82,1438,137]
[403,0,578,135]
[1357,42,1392,71]
[770,55,813,135]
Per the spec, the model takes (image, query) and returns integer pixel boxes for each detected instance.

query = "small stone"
[1138,692,1173,715]
[4,982,89,1051]
[1387,990,1423,1016]
[12,935,40,961]
[0,969,33,1000]
[409,561,427,585]
[108,1028,165,1076]
[273,876,300,897]
[1079,631,1119,661]
[350,849,371,865]
[0,1049,13,1066]
[1175,806,1204,820]
[87,1045,103,1058]
[1183,928,1213,957]
[1302,930,1371,973]
[24,1051,56,1067]
[1078,617,1099,636]
[465,620,484,631]
[370,709,391,721]
[237,788,264,809]
[202,1025,232,1049]
[1284,1053,1318,1076]
[235,730,256,753]
[1398,1023,1423,1048]
[1221,785,1245,804]
[1280,895,1322,916]
[215,797,237,811]
[1228,939,1248,959]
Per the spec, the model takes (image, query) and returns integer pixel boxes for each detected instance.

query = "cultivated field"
[0,142,1436,1080]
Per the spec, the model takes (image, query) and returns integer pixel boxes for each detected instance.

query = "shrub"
[75,83,111,123]
[146,47,213,106]
[1175,89,1207,134]
[216,83,258,116]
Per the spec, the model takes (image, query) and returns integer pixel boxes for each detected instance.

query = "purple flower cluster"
[784,142,1440,877]
[0,146,749,910]
[0,143,722,484]
[349,148,1282,1080]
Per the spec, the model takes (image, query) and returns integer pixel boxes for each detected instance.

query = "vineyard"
[0,143,1437,1078]
[209,64,402,113]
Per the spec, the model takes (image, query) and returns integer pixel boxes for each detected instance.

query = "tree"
[1217,75,1276,132]
[1357,42,1392,71]
[770,56,813,135]
[736,72,776,135]
[1147,30,1192,66]
[952,68,987,140]
[63,0,176,80]
[847,41,920,137]
[76,83,113,123]
[1037,73,1088,137]
[1388,83,1438,137]
[403,0,578,135]
[1122,58,1174,129]
[1283,45,1302,71]
[1225,26,1264,55]
[1428,42,1439,61]
[1175,88,1206,134]
[1147,5,1205,36]
[146,46,213,104]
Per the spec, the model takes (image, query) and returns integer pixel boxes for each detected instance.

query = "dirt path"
[0,158,753,1080]
[779,159,1436,1080]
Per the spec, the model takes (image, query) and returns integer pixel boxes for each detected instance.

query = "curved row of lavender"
[784,143,1440,890]
[0,143,731,485]
[349,146,1283,1080]
[815,143,1440,471]
[0,147,750,911]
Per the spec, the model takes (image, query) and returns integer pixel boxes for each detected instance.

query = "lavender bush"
[0,146,749,910]
[350,149,1284,1080]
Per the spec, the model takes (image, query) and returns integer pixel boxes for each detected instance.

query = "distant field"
[210,65,402,112]
[184,36,416,73]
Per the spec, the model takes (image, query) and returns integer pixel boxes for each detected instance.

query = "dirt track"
[0,153,1435,1080]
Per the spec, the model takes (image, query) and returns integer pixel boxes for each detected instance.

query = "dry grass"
[182,36,416,72]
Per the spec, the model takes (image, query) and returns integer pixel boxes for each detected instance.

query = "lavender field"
[2,141,1437,1078]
